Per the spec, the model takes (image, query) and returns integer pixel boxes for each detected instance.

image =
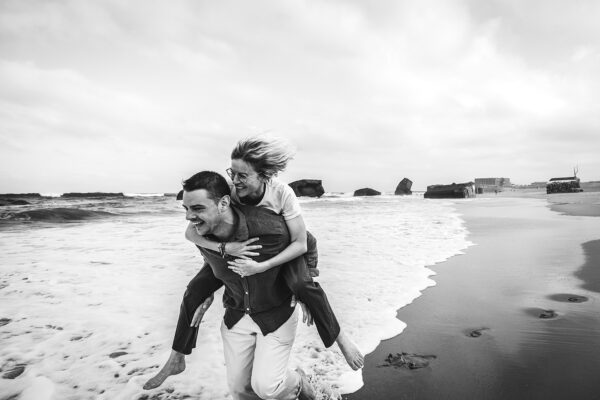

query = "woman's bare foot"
[143,351,186,390]
[336,330,364,370]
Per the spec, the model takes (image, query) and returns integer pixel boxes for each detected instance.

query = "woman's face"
[229,158,265,199]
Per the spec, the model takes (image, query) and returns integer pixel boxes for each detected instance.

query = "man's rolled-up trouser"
[221,309,301,400]
[172,270,217,355]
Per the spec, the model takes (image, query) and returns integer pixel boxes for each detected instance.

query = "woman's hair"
[231,136,296,180]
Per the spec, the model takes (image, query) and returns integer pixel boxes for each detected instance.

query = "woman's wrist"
[257,261,270,272]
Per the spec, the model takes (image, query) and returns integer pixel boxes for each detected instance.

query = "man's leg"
[144,271,216,390]
[221,316,261,400]
[251,308,314,400]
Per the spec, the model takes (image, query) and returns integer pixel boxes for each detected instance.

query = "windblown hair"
[231,136,296,180]
[182,171,231,203]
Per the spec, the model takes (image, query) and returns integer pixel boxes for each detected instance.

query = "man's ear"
[218,195,231,213]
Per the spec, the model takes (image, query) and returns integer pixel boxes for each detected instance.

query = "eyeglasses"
[226,168,250,183]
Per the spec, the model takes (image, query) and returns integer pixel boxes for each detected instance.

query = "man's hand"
[225,238,262,258]
[191,294,214,327]
[290,295,313,326]
[227,258,265,277]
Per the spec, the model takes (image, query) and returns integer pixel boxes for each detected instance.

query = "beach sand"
[347,192,600,400]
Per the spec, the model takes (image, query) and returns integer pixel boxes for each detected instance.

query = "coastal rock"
[354,188,381,196]
[424,182,475,199]
[394,178,413,195]
[176,190,184,201]
[109,351,128,358]
[288,180,325,198]
[61,192,125,198]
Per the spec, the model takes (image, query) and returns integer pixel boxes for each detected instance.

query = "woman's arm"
[228,215,308,276]
[185,222,262,257]
[185,222,219,251]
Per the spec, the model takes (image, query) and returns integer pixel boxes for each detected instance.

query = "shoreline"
[347,193,600,399]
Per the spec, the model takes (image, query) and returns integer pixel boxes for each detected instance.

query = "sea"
[0,193,472,400]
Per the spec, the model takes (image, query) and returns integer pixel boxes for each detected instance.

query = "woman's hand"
[228,258,266,277]
[225,238,262,258]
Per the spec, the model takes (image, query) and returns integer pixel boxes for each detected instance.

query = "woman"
[144,137,362,391]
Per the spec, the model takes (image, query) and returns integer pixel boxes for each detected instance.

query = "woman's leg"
[282,255,340,347]
[284,234,364,370]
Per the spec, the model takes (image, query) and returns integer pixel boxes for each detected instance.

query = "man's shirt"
[193,204,295,335]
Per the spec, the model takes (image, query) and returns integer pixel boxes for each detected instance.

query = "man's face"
[182,189,221,236]
[229,158,264,199]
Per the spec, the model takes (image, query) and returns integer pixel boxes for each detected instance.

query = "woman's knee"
[289,280,311,298]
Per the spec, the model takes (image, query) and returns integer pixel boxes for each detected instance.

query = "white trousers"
[221,308,301,400]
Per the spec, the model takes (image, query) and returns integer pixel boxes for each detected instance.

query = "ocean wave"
[0,208,117,222]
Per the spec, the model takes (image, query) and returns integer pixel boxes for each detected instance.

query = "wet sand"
[347,193,600,400]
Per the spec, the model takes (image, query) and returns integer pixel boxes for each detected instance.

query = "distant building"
[530,181,547,188]
[546,176,582,194]
[474,177,511,193]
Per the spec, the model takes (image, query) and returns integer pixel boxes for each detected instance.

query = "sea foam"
[0,195,471,399]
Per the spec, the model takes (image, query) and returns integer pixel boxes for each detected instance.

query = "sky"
[1,0,599,193]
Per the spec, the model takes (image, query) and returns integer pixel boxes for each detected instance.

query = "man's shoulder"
[233,204,288,237]
[234,204,280,219]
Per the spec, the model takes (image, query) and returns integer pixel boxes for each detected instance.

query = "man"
[144,171,315,400]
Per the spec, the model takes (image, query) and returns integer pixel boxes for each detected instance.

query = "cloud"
[1,0,599,191]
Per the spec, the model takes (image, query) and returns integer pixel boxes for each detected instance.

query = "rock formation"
[354,188,381,196]
[61,192,125,198]
[394,178,413,195]
[288,180,325,198]
[424,182,475,199]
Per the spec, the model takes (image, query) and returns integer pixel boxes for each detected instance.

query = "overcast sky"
[1,0,599,193]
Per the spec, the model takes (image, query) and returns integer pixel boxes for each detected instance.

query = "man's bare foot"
[143,351,186,390]
[336,330,364,370]
[296,367,316,400]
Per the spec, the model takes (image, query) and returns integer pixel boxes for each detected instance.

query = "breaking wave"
[0,208,117,222]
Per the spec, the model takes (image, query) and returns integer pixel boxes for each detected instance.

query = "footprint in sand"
[378,352,437,370]
[548,293,589,303]
[2,363,26,379]
[539,310,558,319]
[465,327,489,338]
[0,318,11,327]
[524,308,559,319]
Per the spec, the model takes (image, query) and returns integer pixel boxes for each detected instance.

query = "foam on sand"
[0,195,471,399]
